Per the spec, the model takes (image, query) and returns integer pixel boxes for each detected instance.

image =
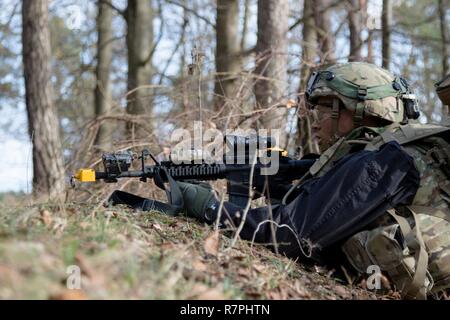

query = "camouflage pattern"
[306,62,450,298]
[342,223,433,295]
[308,62,405,123]
[313,123,450,298]
[403,141,450,294]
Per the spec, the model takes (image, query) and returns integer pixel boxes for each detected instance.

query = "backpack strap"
[331,98,340,135]
[387,208,431,299]
[309,137,347,176]
[107,167,185,216]
[365,124,450,151]
[354,102,365,126]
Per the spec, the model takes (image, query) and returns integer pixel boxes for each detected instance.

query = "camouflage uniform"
[307,62,450,299]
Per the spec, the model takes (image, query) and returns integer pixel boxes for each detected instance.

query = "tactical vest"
[309,123,450,299]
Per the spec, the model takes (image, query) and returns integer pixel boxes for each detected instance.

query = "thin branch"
[143,0,164,66]
[99,0,126,17]
[165,0,215,29]
[0,0,20,42]
[227,149,258,251]
[158,12,188,84]
[289,0,342,31]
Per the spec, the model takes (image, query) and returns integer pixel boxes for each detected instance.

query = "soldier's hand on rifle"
[177,182,219,223]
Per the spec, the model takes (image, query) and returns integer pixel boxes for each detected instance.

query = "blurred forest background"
[0,0,449,200]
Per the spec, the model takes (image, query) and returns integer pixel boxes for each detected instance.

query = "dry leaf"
[40,209,52,227]
[314,265,328,275]
[152,223,163,231]
[196,288,224,300]
[253,263,265,273]
[238,268,250,278]
[204,231,219,256]
[79,221,90,229]
[267,289,287,300]
[286,99,297,108]
[192,260,207,272]
[189,284,224,300]
[52,217,67,235]
[380,274,391,289]
[160,242,176,250]
[50,289,87,300]
[0,265,22,284]
[293,281,312,299]
[334,285,350,298]
[359,279,367,290]
[75,253,95,279]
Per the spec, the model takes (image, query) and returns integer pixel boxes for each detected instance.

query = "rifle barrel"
[94,159,316,182]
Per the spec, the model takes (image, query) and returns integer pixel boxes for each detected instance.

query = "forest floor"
[0,196,392,300]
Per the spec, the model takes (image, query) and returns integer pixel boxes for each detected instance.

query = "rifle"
[73,135,315,208]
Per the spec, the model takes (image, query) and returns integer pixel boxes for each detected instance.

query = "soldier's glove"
[177,182,219,223]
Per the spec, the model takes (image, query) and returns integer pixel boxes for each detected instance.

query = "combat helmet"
[305,62,420,126]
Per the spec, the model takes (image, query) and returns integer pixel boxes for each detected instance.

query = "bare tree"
[347,0,364,62]
[240,0,250,52]
[314,0,336,64]
[438,0,449,76]
[22,0,65,200]
[297,0,319,156]
[382,0,392,69]
[214,0,241,118]
[254,0,289,146]
[94,0,114,150]
[367,25,374,63]
[300,0,317,90]
[125,0,153,139]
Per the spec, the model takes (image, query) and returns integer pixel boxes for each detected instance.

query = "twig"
[264,175,279,255]
[213,193,225,231]
[226,149,258,251]
[99,0,126,17]
[250,220,313,259]
[165,0,215,28]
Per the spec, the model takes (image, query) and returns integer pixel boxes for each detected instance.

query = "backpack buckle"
[306,71,319,97]
[357,85,368,100]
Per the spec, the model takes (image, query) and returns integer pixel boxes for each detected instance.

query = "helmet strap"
[331,98,340,139]
[353,102,365,127]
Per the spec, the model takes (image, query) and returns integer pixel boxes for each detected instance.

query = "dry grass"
[0,197,382,300]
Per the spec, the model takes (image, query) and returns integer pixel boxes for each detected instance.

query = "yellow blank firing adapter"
[74,169,96,182]
[267,147,288,157]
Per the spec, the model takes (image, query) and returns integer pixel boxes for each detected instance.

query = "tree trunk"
[347,0,363,62]
[214,0,241,120]
[254,0,289,147]
[22,0,65,200]
[126,0,153,140]
[94,0,114,150]
[382,0,392,69]
[300,0,317,91]
[297,0,319,156]
[314,0,336,64]
[240,0,250,52]
[367,27,374,63]
[438,0,449,76]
